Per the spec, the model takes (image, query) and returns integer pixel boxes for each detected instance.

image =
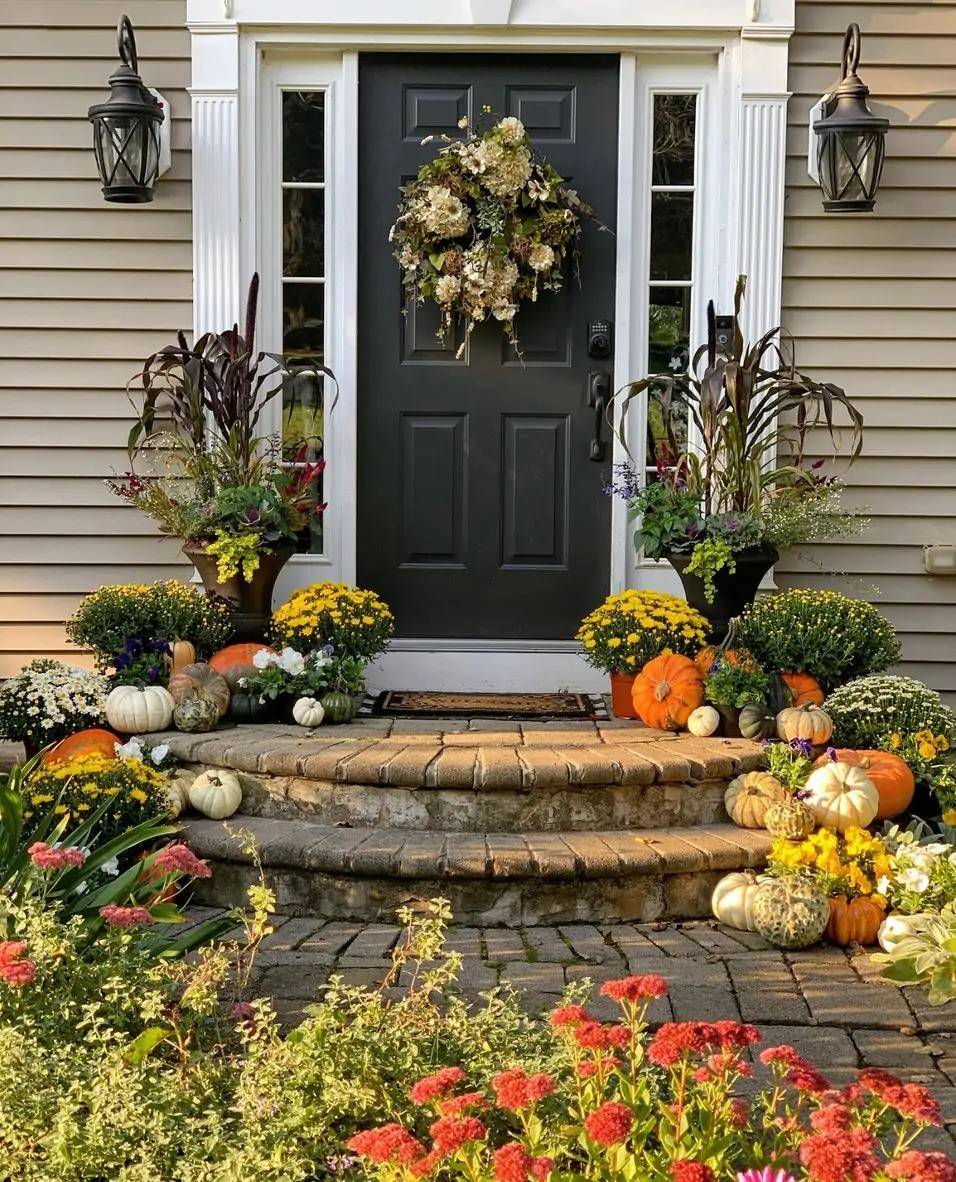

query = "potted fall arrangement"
[610,276,866,640]
[109,275,337,642]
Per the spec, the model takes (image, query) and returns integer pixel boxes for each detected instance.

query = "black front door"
[358,54,618,639]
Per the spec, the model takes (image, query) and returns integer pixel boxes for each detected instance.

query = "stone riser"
[223,768,733,832]
[194,858,729,927]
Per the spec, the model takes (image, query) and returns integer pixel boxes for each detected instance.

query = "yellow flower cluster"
[273,582,395,659]
[770,826,892,900]
[576,590,708,675]
[889,729,951,761]
[24,752,169,841]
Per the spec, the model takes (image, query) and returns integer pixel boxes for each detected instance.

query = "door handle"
[588,372,611,461]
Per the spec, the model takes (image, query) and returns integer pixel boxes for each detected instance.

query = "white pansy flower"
[149,744,169,766]
[115,736,144,761]
[898,867,930,894]
[876,876,893,896]
[278,648,306,676]
[253,649,279,670]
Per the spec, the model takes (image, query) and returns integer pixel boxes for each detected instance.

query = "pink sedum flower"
[738,1172,798,1182]
[152,843,212,879]
[99,904,154,928]
[0,941,36,988]
[28,842,86,870]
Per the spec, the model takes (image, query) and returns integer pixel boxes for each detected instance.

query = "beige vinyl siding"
[780,0,956,707]
[0,0,191,676]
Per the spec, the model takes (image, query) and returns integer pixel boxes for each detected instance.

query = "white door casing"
[187,1,793,691]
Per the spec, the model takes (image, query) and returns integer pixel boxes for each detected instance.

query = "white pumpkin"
[805,761,879,833]
[292,696,325,728]
[188,769,242,820]
[711,870,768,932]
[105,684,174,734]
[877,912,930,953]
[687,705,720,738]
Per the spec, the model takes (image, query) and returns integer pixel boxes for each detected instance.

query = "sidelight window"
[644,93,697,475]
[280,89,328,554]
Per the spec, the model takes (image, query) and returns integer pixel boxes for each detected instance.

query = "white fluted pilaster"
[190,26,241,335]
[737,96,788,342]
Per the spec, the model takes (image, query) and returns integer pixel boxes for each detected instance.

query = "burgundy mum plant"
[346,974,951,1182]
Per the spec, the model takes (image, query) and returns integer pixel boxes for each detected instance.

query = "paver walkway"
[183,906,956,1152]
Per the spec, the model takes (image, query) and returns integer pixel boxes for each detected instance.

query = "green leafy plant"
[237,646,333,703]
[763,738,815,794]
[873,906,956,1005]
[738,589,900,689]
[704,661,771,708]
[685,536,735,605]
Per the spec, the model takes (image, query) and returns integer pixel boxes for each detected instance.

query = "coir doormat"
[372,691,608,721]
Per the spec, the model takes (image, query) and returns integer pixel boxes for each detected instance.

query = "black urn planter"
[667,545,778,643]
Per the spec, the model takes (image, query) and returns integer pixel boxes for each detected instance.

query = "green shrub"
[738,588,900,688]
[825,675,956,749]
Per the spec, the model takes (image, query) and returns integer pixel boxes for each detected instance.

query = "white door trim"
[189,5,793,690]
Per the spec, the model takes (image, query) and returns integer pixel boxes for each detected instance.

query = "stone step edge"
[183,816,771,883]
[157,727,764,792]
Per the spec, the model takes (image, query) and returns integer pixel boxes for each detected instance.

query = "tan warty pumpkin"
[724,771,787,829]
[776,704,834,746]
[631,654,705,731]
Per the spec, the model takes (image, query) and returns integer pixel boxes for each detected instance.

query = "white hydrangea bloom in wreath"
[390,113,598,356]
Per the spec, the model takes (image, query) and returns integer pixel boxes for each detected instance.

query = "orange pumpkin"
[208,643,276,691]
[632,654,705,731]
[825,895,885,947]
[44,727,119,766]
[814,748,915,820]
[694,646,758,677]
[781,671,825,707]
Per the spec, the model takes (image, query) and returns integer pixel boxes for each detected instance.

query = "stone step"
[158,724,764,833]
[184,815,771,927]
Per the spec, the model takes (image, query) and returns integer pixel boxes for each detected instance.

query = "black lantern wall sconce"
[88,15,171,203]
[812,23,889,213]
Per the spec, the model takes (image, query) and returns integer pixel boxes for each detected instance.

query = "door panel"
[358,53,618,639]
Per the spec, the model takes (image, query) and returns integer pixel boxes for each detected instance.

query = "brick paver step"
[184,814,771,927]
[155,722,764,833]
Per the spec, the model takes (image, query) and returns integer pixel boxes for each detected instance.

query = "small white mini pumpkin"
[805,760,879,833]
[188,769,242,820]
[711,870,768,932]
[105,684,174,734]
[686,705,720,737]
[292,696,325,728]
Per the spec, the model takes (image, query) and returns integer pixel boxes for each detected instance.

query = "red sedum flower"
[428,1115,487,1156]
[410,1066,467,1106]
[886,1151,956,1182]
[152,843,213,879]
[584,1101,633,1147]
[671,1162,714,1182]
[99,904,154,928]
[347,1123,426,1165]
[858,1068,942,1125]
[799,1127,879,1182]
[549,1004,591,1028]
[599,974,669,1002]
[490,1069,555,1111]
[0,940,35,988]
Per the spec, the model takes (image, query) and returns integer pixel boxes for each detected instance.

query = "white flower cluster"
[0,660,108,737]
[115,736,170,766]
[462,245,520,324]
[461,134,532,197]
[252,647,311,676]
[415,185,471,238]
[882,823,956,913]
[826,675,955,747]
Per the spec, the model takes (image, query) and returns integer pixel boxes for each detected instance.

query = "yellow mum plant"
[575,590,708,675]
[272,582,395,661]
[23,753,171,843]
[768,825,893,900]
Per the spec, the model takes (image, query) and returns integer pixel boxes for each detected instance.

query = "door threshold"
[367,644,605,694]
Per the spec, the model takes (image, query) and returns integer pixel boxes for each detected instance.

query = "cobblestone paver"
[184,907,956,1149]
